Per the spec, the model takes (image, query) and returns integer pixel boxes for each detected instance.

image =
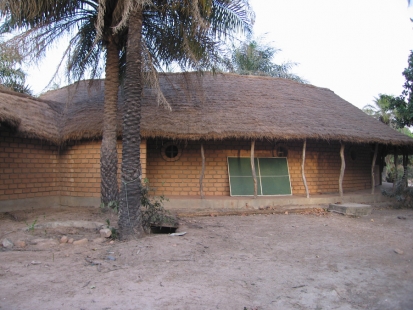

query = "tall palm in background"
[362,94,396,127]
[226,37,306,83]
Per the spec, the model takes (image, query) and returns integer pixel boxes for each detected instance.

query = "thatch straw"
[4,72,413,146]
[140,73,413,145]
[40,80,106,142]
[0,87,61,143]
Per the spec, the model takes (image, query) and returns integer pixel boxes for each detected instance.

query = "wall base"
[0,196,61,212]
[163,191,393,216]
[0,188,395,216]
[59,196,100,208]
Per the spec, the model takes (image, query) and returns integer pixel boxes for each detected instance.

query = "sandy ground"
[0,205,412,310]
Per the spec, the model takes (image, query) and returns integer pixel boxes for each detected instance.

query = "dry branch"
[371,143,378,194]
[339,143,345,200]
[251,140,257,198]
[199,143,205,198]
[301,139,309,198]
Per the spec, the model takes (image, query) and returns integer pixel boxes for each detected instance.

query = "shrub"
[141,179,177,233]
[382,179,413,208]
[100,179,177,233]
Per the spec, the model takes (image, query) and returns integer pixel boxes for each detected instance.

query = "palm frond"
[209,0,254,37]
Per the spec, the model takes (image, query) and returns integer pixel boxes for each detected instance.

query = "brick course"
[146,139,372,196]
[0,130,60,200]
[0,127,373,202]
[0,129,147,201]
[59,140,147,198]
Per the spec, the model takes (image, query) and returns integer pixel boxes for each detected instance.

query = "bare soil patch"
[1,206,412,309]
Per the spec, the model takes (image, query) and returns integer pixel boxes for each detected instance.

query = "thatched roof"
[2,72,413,146]
[40,80,106,142]
[0,86,62,143]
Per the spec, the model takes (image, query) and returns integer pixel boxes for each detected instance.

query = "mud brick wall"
[58,140,147,198]
[0,128,372,201]
[59,141,102,198]
[286,140,372,195]
[146,139,373,197]
[0,129,60,201]
[146,140,204,196]
[0,131,148,201]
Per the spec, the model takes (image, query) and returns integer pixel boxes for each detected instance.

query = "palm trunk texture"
[100,38,120,206]
[118,8,144,239]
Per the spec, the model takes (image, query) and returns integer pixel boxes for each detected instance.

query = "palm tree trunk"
[118,7,144,239]
[100,37,120,206]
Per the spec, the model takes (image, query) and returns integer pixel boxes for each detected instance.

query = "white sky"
[248,0,413,109]
[26,0,413,110]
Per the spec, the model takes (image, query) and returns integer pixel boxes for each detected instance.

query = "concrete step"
[328,203,372,216]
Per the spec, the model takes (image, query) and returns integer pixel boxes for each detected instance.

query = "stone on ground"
[73,238,88,245]
[2,238,14,248]
[99,228,112,238]
[394,248,404,255]
[15,240,26,248]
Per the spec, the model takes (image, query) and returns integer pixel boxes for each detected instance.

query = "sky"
[25,0,413,110]
[248,0,413,109]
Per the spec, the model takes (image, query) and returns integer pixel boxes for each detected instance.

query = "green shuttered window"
[228,157,292,196]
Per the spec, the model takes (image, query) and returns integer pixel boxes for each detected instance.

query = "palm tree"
[0,0,249,210]
[225,37,307,83]
[113,0,254,239]
[362,94,396,127]
[1,0,254,239]
[0,39,31,94]
[116,6,144,238]
[0,0,123,207]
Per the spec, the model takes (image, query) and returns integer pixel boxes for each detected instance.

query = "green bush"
[141,180,176,233]
[99,180,177,233]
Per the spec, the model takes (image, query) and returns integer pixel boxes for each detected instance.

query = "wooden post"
[301,139,310,198]
[402,151,408,188]
[199,143,205,199]
[251,140,258,198]
[379,154,383,186]
[339,143,345,200]
[394,148,398,190]
[371,143,378,194]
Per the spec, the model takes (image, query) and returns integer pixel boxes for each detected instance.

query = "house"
[1,73,412,212]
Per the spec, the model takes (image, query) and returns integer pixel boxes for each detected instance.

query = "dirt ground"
[0,205,412,310]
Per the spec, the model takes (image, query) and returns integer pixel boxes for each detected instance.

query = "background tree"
[390,50,413,128]
[363,91,413,186]
[362,94,397,127]
[0,41,31,94]
[224,37,307,83]
[386,49,413,188]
